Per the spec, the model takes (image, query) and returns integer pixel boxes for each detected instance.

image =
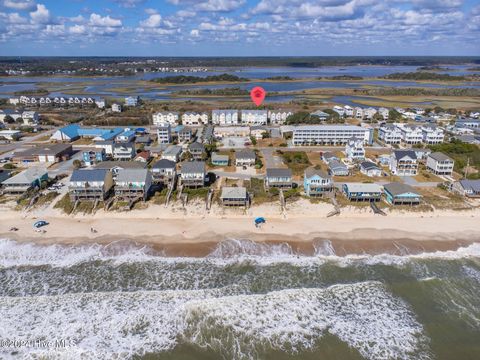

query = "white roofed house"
[390,150,418,176]
[115,168,153,201]
[212,110,239,125]
[345,138,365,162]
[21,111,39,125]
[241,110,268,126]
[342,183,383,202]
[378,107,389,120]
[355,107,364,119]
[182,112,209,126]
[343,105,354,117]
[396,123,423,145]
[426,152,454,176]
[153,112,180,126]
[363,108,377,120]
[421,125,444,144]
[268,110,293,125]
[378,124,402,144]
[333,106,345,117]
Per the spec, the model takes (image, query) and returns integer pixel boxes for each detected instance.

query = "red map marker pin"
[250,86,266,106]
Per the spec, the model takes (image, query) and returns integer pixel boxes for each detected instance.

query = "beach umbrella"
[33,220,49,228]
[254,217,266,225]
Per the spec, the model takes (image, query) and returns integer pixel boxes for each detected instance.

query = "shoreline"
[1,201,480,256]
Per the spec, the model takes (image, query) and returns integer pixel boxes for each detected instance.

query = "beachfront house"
[235,149,256,167]
[82,148,106,166]
[1,167,48,194]
[452,179,480,198]
[390,150,418,176]
[69,169,114,202]
[151,159,177,184]
[162,145,183,163]
[220,186,249,207]
[342,183,382,202]
[303,168,333,197]
[211,152,229,166]
[265,168,293,189]
[345,138,365,162]
[188,142,205,161]
[180,161,206,188]
[426,152,454,176]
[360,161,382,177]
[113,142,136,161]
[94,161,146,180]
[328,159,349,176]
[115,168,152,201]
[383,182,422,206]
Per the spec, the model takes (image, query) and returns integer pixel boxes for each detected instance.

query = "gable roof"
[393,150,417,160]
[94,161,146,170]
[2,167,47,185]
[188,142,205,151]
[70,169,108,182]
[181,161,206,174]
[328,159,348,170]
[429,152,453,162]
[266,168,292,178]
[235,149,256,160]
[152,159,176,169]
[458,179,480,192]
[221,186,247,199]
[383,182,420,197]
[360,161,380,171]
[304,167,330,179]
[116,168,150,183]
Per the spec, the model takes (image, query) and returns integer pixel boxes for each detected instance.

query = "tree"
[3,115,14,124]
[388,109,402,122]
[72,159,82,169]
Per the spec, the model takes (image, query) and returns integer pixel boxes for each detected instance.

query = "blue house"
[82,148,106,166]
[304,167,333,197]
[383,182,422,205]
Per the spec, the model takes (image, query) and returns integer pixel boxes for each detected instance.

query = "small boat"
[33,220,49,228]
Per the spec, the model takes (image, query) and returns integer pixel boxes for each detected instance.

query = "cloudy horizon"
[0,0,479,56]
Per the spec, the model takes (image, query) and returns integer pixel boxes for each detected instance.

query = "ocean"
[0,238,479,360]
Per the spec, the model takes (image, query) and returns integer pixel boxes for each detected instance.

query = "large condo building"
[292,125,373,146]
[241,110,268,125]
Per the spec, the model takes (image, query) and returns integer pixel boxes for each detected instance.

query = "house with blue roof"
[50,125,126,142]
[116,130,136,143]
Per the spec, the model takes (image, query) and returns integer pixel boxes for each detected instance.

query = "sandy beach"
[1,198,479,255]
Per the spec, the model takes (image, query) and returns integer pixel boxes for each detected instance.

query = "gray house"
[162,145,183,163]
[265,168,293,189]
[328,159,349,176]
[115,168,153,201]
[453,179,480,198]
[188,142,205,161]
[151,159,177,184]
[69,169,114,201]
[113,142,136,161]
[180,161,206,188]
[235,149,256,167]
[220,186,249,206]
[1,167,48,194]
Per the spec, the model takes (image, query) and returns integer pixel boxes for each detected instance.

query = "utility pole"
[464,157,470,179]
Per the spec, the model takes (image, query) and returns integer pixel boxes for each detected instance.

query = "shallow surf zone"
[0,282,430,360]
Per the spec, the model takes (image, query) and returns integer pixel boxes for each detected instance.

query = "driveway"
[261,148,284,168]
[399,176,440,187]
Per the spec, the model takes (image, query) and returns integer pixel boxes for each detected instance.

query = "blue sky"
[0,0,479,56]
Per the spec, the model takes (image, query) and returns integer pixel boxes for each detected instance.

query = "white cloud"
[168,0,245,12]
[29,3,51,24]
[69,24,86,35]
[144,8,158,15]
[140,14,162,28]
[89,13,122,27]
[111,0,146,8]
[3,0,36,11]
[190,29,200,37]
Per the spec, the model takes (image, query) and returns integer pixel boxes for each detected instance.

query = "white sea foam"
[0,282,430,360]
[0,238,479,269]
